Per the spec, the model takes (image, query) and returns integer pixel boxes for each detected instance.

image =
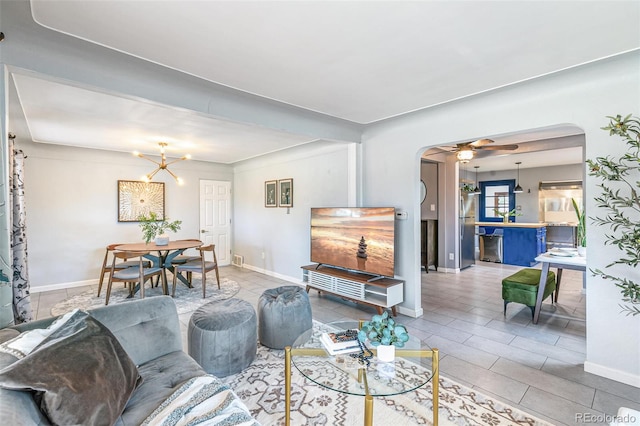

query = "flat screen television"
[310,207,396,278]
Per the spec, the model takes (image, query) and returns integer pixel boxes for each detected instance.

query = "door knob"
[201,230,206,233]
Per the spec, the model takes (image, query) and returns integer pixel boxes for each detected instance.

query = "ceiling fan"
[447,139,519,163]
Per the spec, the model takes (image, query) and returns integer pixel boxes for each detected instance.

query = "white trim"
[584,361,640,388]
[30,279,98,293]
[397,305,423,318]
[241,264,302,286]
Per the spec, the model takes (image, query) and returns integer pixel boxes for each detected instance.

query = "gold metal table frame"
[284,341,439,426]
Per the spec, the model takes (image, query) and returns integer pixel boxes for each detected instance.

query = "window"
[479,179,516,222]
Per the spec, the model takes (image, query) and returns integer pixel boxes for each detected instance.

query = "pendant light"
[473,166,481,194]
[514,161,523,193]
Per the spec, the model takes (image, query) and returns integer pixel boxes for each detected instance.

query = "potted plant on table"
[494,208,522,224]
[138,212,182,245]
[357,311,409,362]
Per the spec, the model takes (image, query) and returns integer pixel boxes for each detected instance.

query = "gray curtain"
[9,138,32,323]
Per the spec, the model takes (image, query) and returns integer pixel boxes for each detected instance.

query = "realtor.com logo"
[575,413,637,423]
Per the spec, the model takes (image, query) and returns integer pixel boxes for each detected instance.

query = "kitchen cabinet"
[477,222,546,267]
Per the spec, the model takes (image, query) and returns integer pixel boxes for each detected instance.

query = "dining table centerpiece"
[357,311,409,362]
[138,212,182,245]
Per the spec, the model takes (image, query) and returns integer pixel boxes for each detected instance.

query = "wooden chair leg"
[202,273,206,298]
[172,270,178,297]
[555,269,563,303]
[105,276,114,305]
[214,266,220,290]
[160,272,167,297]
[97,270,106,297]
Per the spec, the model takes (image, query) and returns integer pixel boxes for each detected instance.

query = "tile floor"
[31,262,640,426]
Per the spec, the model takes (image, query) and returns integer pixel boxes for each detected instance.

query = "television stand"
[301,265,404,316]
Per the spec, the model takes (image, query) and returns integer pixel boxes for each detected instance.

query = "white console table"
[301,265,404,316]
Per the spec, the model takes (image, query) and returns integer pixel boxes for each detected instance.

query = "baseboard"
[241,264,303,286]
[398,305,423,318]
[584,361,640,387]
[436,267,459,274]
[31,279,98,294]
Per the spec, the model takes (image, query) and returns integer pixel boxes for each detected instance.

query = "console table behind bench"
[301,265,404,316]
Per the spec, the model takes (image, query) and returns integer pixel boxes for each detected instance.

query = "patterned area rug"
[50,277,240,316]
[223,324,552,426]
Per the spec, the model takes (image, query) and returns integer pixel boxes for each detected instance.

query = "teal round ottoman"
[258,286,312,349]
[188,298,257,377]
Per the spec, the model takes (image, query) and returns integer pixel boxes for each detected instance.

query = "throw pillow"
[0,309,79,359]
[0,310,141,426]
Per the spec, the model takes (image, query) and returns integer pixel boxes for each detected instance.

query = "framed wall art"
[118,180,165,222]
[265,180,277,207]
[278,178,293,207]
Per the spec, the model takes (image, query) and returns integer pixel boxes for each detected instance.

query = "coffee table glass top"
[290,321,434,397]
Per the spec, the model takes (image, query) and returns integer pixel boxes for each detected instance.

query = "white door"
[199,180,231,266]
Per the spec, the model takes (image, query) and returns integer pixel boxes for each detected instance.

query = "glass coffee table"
[284,321,439,426]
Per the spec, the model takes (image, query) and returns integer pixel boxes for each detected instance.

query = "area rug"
[223,324,552,426]
[50,277,240,316]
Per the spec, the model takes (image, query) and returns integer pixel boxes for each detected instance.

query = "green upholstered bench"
[502,268,556,319]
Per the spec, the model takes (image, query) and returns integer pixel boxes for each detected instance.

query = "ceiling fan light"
[457,149,474,163]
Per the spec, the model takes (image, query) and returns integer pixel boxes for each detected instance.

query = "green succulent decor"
[587,113,640,315]
[138,212,182,244]
[358,311,409,347]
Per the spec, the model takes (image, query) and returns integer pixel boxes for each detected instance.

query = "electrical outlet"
[449,253,454,260]
[261,252,265,259]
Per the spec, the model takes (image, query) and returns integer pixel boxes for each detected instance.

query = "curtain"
[9,138,32,323]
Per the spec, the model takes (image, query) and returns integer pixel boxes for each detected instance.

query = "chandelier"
[133,142,191,185]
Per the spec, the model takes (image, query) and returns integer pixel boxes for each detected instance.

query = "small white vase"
[377,344,395,362]
[155,235,170,246]
[577,245,586,257]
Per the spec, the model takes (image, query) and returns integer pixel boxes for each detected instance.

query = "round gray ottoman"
[188,298,257,377]
[258,285,313,349]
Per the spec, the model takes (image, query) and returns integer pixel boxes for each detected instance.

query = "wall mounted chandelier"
[133,142,191,185]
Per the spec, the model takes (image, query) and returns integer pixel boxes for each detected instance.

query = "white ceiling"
[11,1,640,165]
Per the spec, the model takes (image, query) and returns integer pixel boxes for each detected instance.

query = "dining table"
[533,249,587,324]
[114,239,203,294]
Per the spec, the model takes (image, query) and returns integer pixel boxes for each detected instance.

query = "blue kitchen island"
[477,222,547,267]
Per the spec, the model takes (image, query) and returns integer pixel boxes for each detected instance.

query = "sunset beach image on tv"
[310,207,395,277]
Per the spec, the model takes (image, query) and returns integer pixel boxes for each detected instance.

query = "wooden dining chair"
[169,239,203,264]
[105,251,166,305]
[172,244,220,298]
[97,243,151,297]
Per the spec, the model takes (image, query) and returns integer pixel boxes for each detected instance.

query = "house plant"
[494,208,522,224]
[571,198,586,256]
[357,311,409,362]
[587,113,640,315]
[138,212,182,245]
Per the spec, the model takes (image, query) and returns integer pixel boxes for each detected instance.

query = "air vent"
[232,255,244,267]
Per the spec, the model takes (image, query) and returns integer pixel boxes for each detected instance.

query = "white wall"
[232,142,352,282]
[17,140,233,290]
[362,52,640,386]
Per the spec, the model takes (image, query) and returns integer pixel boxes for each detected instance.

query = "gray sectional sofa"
[0,296,258,425]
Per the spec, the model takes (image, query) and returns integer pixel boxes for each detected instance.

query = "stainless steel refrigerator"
[459,193,476,269]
